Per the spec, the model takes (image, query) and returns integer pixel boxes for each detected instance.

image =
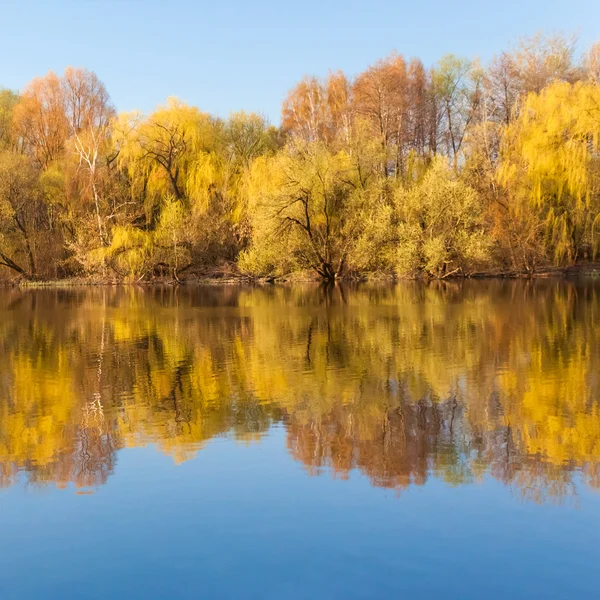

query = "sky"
[1,0,599,123]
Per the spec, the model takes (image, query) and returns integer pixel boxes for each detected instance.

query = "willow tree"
[500,81,600,264]
[240,141,367,280]
[223,111,279,244]
[116,99,221,213]
[111,100,225,273]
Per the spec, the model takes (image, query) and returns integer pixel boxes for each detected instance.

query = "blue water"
[0,282,599,599]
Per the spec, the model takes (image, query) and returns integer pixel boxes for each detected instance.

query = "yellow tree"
[500,81,600,264]
[116,98,220,211]
[0,151,46,277]
[0,90,19,150]
[240,141,367,279]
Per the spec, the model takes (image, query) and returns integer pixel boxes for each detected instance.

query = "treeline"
[1,33,600,281]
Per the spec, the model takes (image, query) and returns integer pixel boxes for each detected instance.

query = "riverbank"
[2,263,600,288]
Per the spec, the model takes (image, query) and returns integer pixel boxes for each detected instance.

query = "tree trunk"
[0,250,26,276]
[316,261,336,281]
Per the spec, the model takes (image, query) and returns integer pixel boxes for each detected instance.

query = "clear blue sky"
[2,0,599,123]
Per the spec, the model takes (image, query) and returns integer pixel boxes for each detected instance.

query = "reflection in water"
[0,281,599,503]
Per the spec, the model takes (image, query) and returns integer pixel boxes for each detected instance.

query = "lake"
[0,281,599,599]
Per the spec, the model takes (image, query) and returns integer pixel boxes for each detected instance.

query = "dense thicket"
[1,33,600,281]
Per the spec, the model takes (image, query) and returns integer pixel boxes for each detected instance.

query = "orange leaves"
[12,67,114,170]
[13,71,68,168]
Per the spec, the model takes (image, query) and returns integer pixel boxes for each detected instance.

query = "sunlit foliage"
[500,81,600,263]
[1,32,600,281]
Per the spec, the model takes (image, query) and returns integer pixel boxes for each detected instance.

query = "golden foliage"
[0,281,599,503]
[500,81,600,263]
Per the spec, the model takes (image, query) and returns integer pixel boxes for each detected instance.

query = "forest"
[1,33,600,282]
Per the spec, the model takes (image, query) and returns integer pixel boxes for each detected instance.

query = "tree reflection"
[0,280,598,504]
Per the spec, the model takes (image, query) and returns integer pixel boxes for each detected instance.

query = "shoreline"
[2,264,599,288]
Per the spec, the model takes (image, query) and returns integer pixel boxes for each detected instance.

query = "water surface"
[1,281,599,599]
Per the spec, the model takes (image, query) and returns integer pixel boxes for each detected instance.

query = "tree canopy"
[1,33,600,281]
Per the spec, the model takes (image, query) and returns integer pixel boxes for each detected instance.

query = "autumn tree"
[64,68,116,249]
[583,42,600,83]
[326,71,354,146]
[511,32,581,94]
[406,58,436,157]
[0,90,19,150]
[282,76,329,143]
[0,151,46,277]
[240,141,369,279]
[500,81,600,264]
[13,71,69,169]
[395,158,490,277]
[353,53,409,176]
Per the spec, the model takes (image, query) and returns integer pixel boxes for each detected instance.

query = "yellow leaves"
[116,98,218,208]
[394,158,490,277]
[104,225,154,280]
[500,81,600,263]
[510,81,600,194]
[241,140,367,277]
[0,350,76,472]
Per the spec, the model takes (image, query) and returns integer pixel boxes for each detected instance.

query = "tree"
[406,58,436,157]
[326,71,354,146]
[487,52,521,125]
[583,42,600,83]
[511,32,580,94]
[432,55,478,169]
[0,151,45,277]
[117,99,219,209]
[353,53,408,176]
[64,68,116,250]
[13,71,69,169]
[395,158,490,277]
[282,76,329,143]
[500,81,600,264]
[0,90,19,150]
[240,141,366,279]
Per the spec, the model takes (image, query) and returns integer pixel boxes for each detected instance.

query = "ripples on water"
[0,281,599,598]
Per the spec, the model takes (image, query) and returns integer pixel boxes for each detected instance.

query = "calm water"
[1,281,599,599]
